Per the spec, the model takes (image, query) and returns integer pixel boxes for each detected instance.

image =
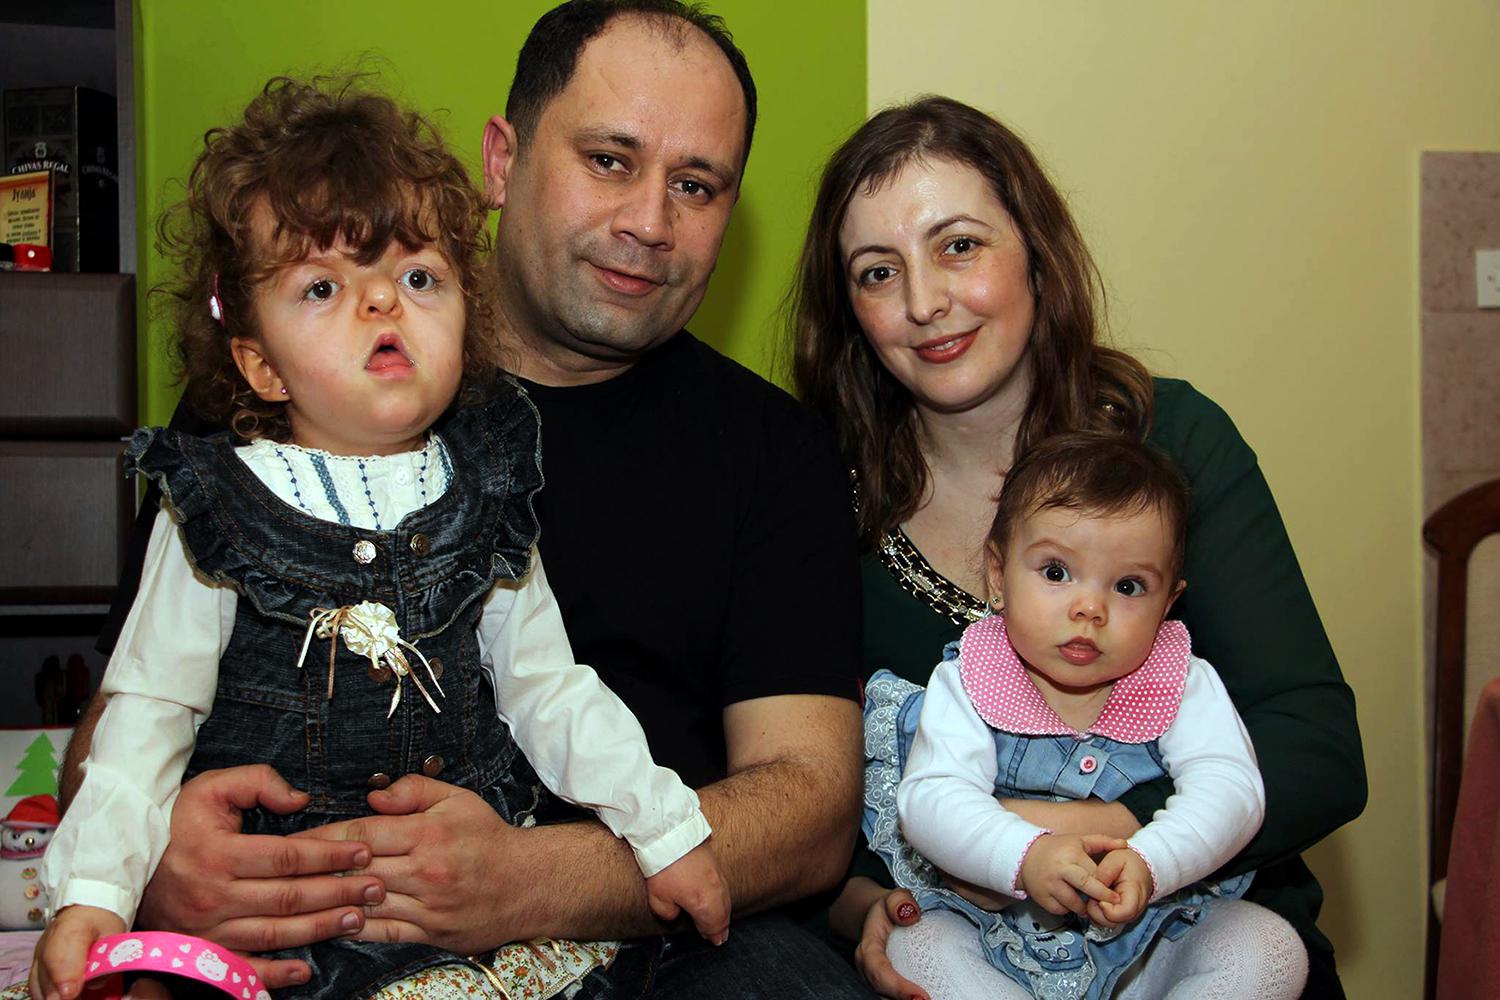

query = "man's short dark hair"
[506,0,758,171]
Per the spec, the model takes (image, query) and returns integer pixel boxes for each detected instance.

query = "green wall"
[134,0,867,425]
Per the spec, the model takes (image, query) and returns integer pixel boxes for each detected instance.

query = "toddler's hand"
[1016,833,1126,918]
[644,842,730,945]
[1085,847,1153,928]
[29,904,126,1000]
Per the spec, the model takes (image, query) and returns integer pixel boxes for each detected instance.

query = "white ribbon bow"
[297,601,446,717]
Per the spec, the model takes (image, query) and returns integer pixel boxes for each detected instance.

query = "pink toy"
[81,932,267,999]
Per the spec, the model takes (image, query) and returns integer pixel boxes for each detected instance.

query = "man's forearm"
[59,693,105,812]
[502,752,862,940]
[500,696,863,941]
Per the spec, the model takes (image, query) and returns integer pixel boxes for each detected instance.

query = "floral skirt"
[0,937,617,1000]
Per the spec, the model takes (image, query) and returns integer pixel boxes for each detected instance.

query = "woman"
[791,96,1364,999]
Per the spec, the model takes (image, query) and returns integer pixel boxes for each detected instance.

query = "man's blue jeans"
[580,913,874,999]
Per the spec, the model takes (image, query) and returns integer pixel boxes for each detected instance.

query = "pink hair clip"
[209,273,226,327]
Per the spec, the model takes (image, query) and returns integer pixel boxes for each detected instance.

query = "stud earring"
[279,387,288,396]
[987,594,1004,612]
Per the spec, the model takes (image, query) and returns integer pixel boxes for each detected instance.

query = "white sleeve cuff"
[631,809,714,877]
[50,878,137,927]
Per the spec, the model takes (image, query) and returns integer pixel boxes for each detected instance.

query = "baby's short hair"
[990,432,1191,579]
[158,74,496,441]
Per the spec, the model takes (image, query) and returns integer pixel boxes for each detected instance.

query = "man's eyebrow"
[574,127,642,151]
[683,155,737,189]
[572,127,737,189]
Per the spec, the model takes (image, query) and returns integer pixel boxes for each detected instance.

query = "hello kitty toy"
[0,794,58,929]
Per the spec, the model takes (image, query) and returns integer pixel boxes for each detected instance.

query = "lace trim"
[877,527,989,628]
[862,670,941,892]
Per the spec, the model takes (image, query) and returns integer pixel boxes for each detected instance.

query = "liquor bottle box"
[3,87,119,272]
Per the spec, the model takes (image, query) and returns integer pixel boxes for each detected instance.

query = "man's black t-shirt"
[102,331,861,792]
[519,332,861,789]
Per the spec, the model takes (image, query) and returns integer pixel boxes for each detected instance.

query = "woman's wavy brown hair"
[157,74,499,441]
[790,96,1153,547]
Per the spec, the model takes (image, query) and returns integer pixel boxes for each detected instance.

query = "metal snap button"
[353,539,378,564]
[1079,754,1098,774]
[367,772,392,790]
[428,657,444,680]
[422,754,444,777]
[409,533,431,557]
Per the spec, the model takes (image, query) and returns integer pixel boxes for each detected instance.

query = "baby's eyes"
[303,278,339,302]
[1114,577,1147,597]
[399,267,441,292]
[1041,560,1071,583]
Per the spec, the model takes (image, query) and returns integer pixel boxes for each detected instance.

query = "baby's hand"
[644,842,730,945]
[1085,847,1154,928]
[29,904,126,1000]
[1016,833,1127,917]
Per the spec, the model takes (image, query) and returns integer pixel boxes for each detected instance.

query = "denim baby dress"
[124,387,550,998]
[863,616,1253,1000]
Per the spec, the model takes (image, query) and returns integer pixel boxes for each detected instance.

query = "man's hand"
[295,774,560,953]
[136,765,381,990]
[1015,833,1127,917]
[292,693,863,951]
[1085,848,1153,928]
[643,842,730,944]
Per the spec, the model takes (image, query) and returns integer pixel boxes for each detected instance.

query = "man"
[66,2,869,997]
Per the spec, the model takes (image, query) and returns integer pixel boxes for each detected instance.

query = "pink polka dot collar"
[957,615,1192,743]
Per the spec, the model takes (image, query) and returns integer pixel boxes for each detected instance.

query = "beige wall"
[867,1,1500,996]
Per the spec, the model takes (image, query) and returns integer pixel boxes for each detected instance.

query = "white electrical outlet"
[1479,249,1500,309]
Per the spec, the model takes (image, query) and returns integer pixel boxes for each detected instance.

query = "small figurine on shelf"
[0,794,58,929]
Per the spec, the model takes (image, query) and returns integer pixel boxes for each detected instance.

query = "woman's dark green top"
[861,377,1366,956]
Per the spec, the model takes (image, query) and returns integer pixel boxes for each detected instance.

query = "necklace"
[876,526,989,628]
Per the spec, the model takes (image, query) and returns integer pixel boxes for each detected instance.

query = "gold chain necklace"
[876,526,989,628]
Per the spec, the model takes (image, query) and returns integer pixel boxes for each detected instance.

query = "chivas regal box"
[3,87,119,272]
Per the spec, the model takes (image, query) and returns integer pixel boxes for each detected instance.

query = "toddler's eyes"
[1042,561,1071,583]
[303,278,339,302]
[1115,577,1147,597]
[400,267,441,292]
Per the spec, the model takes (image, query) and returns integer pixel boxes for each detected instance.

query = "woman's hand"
[829,877,929,1000]
[937,869,1016,912]
[997,798,1141,839]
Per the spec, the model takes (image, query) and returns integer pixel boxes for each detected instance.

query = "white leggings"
[886,900,1309,1000]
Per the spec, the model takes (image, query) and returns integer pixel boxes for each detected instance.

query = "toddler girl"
[32,76,727,1000]
[863,433,1307,999]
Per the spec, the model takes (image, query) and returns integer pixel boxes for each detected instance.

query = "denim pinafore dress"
[126,387,550,998]
[863,617,1252,1000]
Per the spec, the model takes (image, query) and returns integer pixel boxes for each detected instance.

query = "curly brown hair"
[157,74,499,441]
[790,96,1154,547]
